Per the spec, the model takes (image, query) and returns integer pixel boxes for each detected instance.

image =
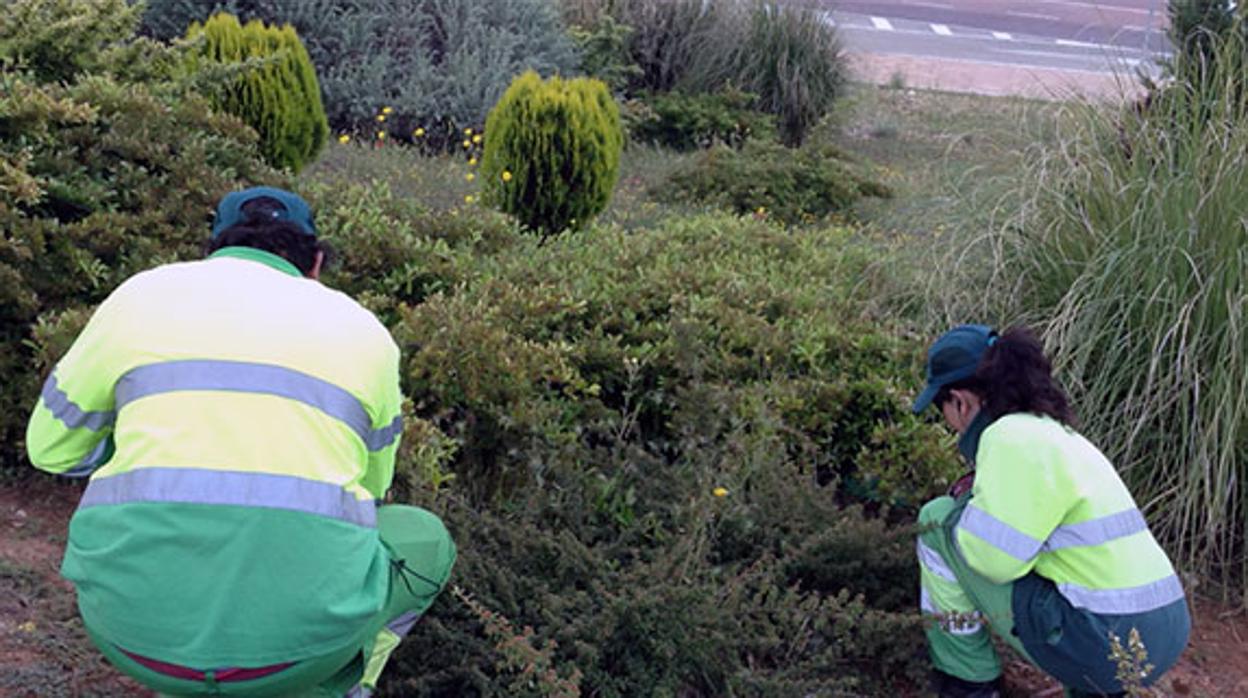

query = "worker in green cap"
[913,324,1189,698]
[27,186,455,697]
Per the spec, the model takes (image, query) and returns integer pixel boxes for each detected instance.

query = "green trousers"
[918,495,1033,683]
[85,505,456,698]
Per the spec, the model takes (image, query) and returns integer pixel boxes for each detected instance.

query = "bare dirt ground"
[1,477,1245,697]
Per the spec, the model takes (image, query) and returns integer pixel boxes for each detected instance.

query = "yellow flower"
[502,170,513,182]
[462,139,472,149]
[464,127,474,135]
[468,157,478,166]
[472,134,482,144]
[337,134,350,144]
[382,106,394,114]
[414,127,426,137]
[755,206,766,215]
[465,172,475,182]
[376,114,386,122]
[464,195,475,204]
[376,131,386,140]
[712,487,729,498]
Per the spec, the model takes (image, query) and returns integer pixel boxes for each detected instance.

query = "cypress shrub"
[187,13,328,173]
[480,71,623,236]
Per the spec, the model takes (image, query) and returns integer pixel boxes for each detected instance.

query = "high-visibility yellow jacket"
[26,246,404,668]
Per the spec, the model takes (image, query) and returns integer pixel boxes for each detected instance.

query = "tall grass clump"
[965,28,1248,598]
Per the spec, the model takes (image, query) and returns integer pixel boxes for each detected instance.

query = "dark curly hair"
[936,326,1077,426]
[204,196,331,276]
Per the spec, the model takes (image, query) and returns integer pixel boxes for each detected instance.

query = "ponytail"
[974,326,1076,426]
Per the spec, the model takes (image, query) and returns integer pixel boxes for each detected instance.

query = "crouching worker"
[912,325,1189,698]
[26,187,455,697]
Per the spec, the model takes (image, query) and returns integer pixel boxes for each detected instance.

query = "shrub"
[480,71,624,236]
[141,0,581,141]
[627,88,775,150]
[612,0,747,94]
[735,3,847,146]
[568,14,643,95]
[947,26,1248,594]
[0,0,279,473]
[187,13,328,173]
[656,140,891,225]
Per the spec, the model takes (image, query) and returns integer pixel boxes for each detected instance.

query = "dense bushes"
[481,71,623,236]
[141,0,580,139]
[657,141,891,225]
[627,88,775,150]
[187,13,327,173]
[0,0,279,472]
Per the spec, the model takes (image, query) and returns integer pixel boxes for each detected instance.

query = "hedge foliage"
[480,71,623,236]
[141,0,581,141]
[187,12,328,173]
[0,0,280,473]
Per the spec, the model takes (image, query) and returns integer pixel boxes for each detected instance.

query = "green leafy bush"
[187,13,328,173]
[657,140,891,225]
[0,0,279,472]
[568,14,642,94]
[627,88,775,150]
[480,71,624,236]
[141,0,581,141]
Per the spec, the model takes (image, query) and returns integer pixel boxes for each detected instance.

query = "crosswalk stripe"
[931,24,952,36]
[992,31,1013,40]
[871,16,894,31]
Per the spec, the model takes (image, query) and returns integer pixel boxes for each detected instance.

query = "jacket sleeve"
[359,336,403,500]
[953,419,1074,584]
[26,292,131,476]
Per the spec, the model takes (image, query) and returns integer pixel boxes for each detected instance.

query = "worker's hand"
[948,471,975,500]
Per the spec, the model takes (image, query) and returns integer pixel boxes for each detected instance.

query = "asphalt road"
[828,0,1172,75]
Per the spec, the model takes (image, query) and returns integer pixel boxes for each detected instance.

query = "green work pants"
[85,505,456,697]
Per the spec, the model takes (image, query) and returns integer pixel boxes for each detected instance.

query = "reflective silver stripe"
[917,540,957,583]
[920,587,937,614]
[345,686,373,698]
[61,438,113,478]
[1043,508,1148,551]
[1057,574,1185,615]
[115,360,401,452]
[385,610,422,638]
[40,374,114,431]
[78,467,376,527]
[956,503,1043,562]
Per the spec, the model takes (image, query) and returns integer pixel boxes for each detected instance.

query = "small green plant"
[187,12,328,173]
[480,71,624,236]
[1108,627,1154,697]
[656,140,891,225]
[454,586,583,697]
[569,14,643,94]
[627,88,775,150]
[887,70,907,90]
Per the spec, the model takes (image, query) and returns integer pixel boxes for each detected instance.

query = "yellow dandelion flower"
[414,127,426,137]
[465,172,475,182]
[713,487,729,498]
[376,114,386,122]
[464,127,474,135]
[462,139,472,149]
[464,195,475,204]
[337,134,350,144]
[376,131,386,140]
[755,206,766,215]
[382,106,394,114]
[502,170,513,182]
[468,157,478,166]
[472,134,482,144]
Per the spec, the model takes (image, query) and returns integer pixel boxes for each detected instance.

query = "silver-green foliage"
[141,0,581,134]
[967,28,1248,593]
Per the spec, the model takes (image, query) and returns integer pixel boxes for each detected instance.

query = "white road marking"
[1006,11,1061,21]
[871,16,894,31]
[1056,39,1101,49]
[992,31,1013,41]
[931,24,952,36]
[907,1,955,9]
[1040,0,1150,15]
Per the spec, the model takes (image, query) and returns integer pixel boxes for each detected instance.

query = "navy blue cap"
[211,186,317,238]
[912,324,998,414]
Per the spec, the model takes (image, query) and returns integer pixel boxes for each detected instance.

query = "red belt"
[120,647,294,682]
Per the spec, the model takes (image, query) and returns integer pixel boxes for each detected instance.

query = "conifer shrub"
[480,71,624,236]
[186,13,328,173]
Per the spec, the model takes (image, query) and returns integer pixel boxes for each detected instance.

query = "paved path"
[827,0,1171,98]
